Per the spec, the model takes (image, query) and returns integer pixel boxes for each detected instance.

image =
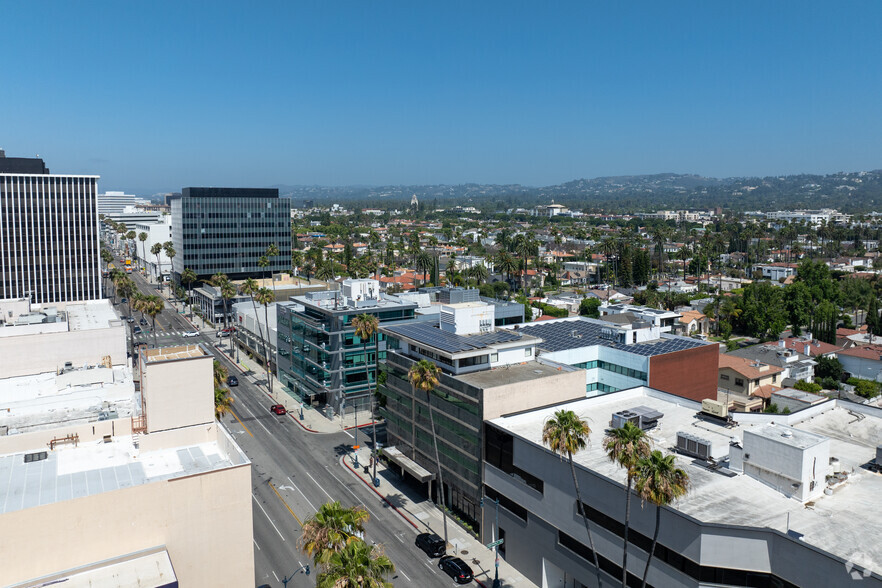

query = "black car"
[438,556,473,584]
[227,375,239,387]
[415,533,446,558]
[140,318,148,326]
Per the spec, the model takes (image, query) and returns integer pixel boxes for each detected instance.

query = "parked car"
[415,533,446,558]
[182,331,199,337]
[270,404,286,415]
[217,329,233,338]
[438,556,473,584]
[227,375,239,387]
[126,317,135,323]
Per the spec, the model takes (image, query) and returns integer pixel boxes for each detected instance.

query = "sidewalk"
[341,445,537,588]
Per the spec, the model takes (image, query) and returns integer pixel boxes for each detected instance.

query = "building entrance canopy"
[384,446,435,483]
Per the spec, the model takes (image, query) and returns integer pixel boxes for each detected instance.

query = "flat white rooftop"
[0,433,242,515]
[492,387,882,574]
[0,367,136,434]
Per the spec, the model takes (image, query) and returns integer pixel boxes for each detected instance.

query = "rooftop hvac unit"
[611,406,664,431]
[676,431,713,460]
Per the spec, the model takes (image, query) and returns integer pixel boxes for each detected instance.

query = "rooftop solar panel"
[515,319,708,356]
[383,323,523,353]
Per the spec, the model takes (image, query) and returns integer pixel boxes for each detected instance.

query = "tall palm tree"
[258,254,271,285]
[635,450,689,588]
[299,501,371,567]
[542,410,603,588]
[181,268,198,320]
[495,251,518,289]
[215,385,234,419]
[291,250,304,278]
[220,281,236,332]
[125,230,136,258]
[143,295,165,347]
[163,242,176,299]
[211,273,231,328]
[470,263,489,286]
[137,232,148,271]
[415,249,433,288]
[408,359,448,547]
[241,277,266,362]
[213,358,229,388]
[266,243,280,292]
[513,233,537,294]
[256,287,275,394]
[101,249,113,296]
[604,422,651,587]
[316,539,395,588]
[352,313,380,481]
[150,242,163,286]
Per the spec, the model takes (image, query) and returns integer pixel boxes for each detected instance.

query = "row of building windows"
[573,360,647,381]
[586,383,619,393]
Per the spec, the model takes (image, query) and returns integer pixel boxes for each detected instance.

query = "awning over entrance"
[384,446,435,483]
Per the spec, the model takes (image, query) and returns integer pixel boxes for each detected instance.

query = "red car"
[270,404,287,415]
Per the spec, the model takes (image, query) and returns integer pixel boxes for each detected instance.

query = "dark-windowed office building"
[0,151,101,304]
[170,187,291,281]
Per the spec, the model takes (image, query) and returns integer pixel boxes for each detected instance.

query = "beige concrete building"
[0,299,253,587]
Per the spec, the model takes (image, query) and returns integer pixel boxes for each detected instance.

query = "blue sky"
[2,1,880,193]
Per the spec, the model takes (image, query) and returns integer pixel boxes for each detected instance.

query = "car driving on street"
[270,404,286,415]
[415,533,446,558]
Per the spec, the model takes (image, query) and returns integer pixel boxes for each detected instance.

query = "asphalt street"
[109,261,458,587]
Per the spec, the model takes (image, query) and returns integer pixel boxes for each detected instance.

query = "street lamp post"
[480,496,501,588]
[281,564,310,587]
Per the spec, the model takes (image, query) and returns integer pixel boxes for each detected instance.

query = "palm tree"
[101,249,113,296]
[408,360,448,546]
[635,450,689,588]
[470,263,489,286]
[299,501,371,567]
[291,250,304,278]
[513,233,537,294]
[137,232,148,271]
[266,243,280,293]
[143,295,164,347]
[213,358,229,388]
[125,230,136,258]
[542,410,603,588]
[256,287,275,394]
[604,422,651,587]
[316,540,395,588]
[258,254,270,285]
[211,273,231,329]
[163,242,176,300]
[352,313,380,480]
[316,261,336,283]
[181,268,198,320]
[220,281,236,332]
[241,277,266,361]
[495,251,518,289]
[415,249,433,288]
[215,385,234,419]
[150,242,163,285]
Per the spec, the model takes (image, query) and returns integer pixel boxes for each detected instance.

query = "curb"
[340,456,420,531]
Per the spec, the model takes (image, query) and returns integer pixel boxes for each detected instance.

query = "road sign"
[486,538,504,549]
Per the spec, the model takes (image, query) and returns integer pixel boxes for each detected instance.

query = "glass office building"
[276,280,419,416]
[170,187,291,281]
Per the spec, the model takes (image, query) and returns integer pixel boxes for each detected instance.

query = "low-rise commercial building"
[276,279,419,415]
[484,387,882,587]
[380,303,586,532]
[0,299,253,586]
[509,316,719,401]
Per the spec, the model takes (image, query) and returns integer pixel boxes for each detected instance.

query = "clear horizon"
[2,1,880,194]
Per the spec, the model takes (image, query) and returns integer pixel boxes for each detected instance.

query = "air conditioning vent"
[24,451,48,463]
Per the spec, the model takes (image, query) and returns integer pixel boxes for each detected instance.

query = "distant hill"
[274,170,882,213]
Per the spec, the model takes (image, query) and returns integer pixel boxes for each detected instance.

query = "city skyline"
[2,1,881,193]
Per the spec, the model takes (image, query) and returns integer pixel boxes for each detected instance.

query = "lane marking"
[270,481,303,527]
[253,538,261,551]
[288,476,317,511]
[305,471,335,502]
[341,428,354,439]
[252,494,285,541]
[325,466,378,518]
[399,568,411,582]
[229,409,253,438]
[272,570,279,582]
[232,392,274,437]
